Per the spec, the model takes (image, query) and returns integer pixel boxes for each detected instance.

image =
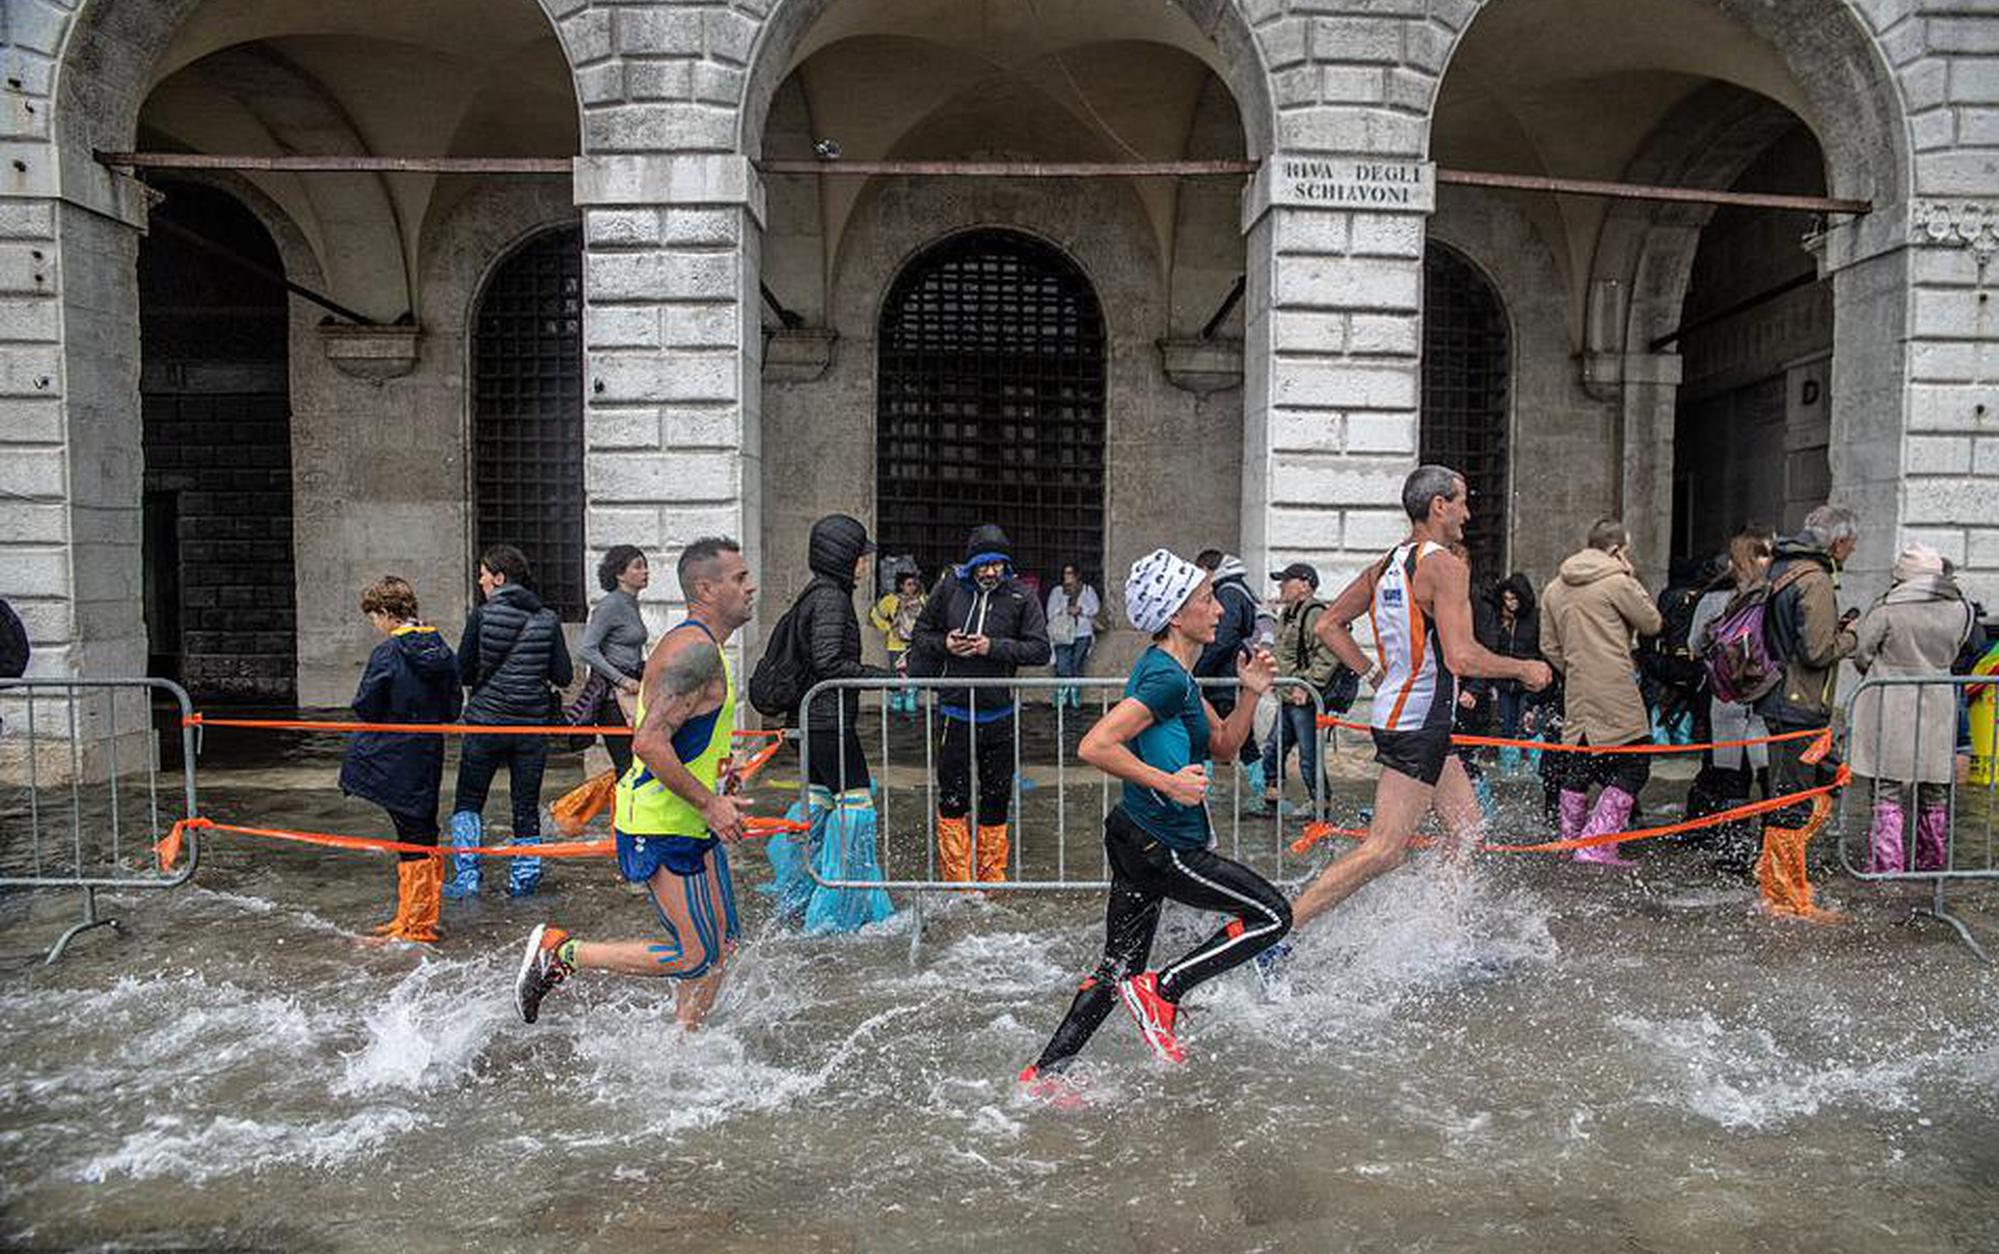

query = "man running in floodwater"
[1288,466,1551,934]
[514,537,757,1031]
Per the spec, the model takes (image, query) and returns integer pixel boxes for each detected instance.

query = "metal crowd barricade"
[1837,673,1998,962]
[794,674,1328,894]
[0,678,200,962]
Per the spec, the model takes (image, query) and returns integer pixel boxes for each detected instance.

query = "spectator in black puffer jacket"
[909,524,1051,884]
[794,514,892,793]
[447,544,574,901]
[1477,571,1542,773]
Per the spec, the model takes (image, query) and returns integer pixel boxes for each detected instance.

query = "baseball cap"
[1270,561,1319,587]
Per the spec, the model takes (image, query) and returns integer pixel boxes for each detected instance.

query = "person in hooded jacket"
[446,544,574,900]
[909,524,1051,883]
[763,514,896,931]
[1850,543,1976,874]
[341,576,460,942]
[1540,519,1663,869]
[1479,572,1541,775]
[1194,550,1275,795]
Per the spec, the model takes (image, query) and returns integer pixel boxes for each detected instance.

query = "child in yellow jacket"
[869,571,926,715]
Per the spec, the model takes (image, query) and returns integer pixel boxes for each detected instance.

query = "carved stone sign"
[1243,155,1436,229]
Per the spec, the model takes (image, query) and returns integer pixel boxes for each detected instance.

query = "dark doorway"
[473,225,585,621]
[138,182,296,702]
[1671,126,1832,568]
[1421,240,1511,581]
[876,229,1106,590]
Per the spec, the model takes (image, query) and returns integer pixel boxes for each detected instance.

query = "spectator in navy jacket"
[340,576,460,943]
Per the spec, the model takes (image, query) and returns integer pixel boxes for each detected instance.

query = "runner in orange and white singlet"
[1287,465,1553,934]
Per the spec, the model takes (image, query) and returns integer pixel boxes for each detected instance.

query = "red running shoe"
[1118,971,1185,1064]
[1016,1064,1085,1110]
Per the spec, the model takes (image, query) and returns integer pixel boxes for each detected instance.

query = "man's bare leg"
[672,851,737,1029]
[1291,768,1436,928]
[568,865,725,978]
[1431,756,1486,862]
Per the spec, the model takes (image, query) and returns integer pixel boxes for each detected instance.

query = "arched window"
[1420,241,1511,579]
[473,225,585,620]
[876,230,1106,587]
[138,181,295,701]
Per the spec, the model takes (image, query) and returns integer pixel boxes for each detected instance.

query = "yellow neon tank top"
[613,622,734,838]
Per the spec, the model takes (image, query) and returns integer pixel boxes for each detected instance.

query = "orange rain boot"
[937,815,972,884]
[976,823,1010,883]
[392,857,443,943]
[370,862,412,936]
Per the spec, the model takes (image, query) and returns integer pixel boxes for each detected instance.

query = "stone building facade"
[2,0,1996,747]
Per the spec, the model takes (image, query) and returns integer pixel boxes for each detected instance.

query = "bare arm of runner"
[1421,554,1551,690]
[1202,647,1277,760]
[1079,699,1209,806]
[1314,566,1381,680]
[629,635,747,841]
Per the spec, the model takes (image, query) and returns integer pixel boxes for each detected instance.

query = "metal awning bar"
[757,159,1261,178]
[98,152,569,174]
[1438,168,1870,215]
[95,151,1873,214]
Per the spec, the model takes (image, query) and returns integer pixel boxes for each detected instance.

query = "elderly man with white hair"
[1752,504,1862,888]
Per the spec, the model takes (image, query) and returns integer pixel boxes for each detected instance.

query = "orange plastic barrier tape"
[1314,714,1829,758]
[1287,764,1852,857]
[155,812,807,873]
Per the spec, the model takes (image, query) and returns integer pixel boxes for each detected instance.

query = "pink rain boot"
[1914,804,1951,872]
[1572,786,1638,869]
[1863,800,1905,874]
[1559,790,1590,843]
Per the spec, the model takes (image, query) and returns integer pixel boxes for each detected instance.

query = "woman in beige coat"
[1851,544,1977,873]
[1539,520,1664,868]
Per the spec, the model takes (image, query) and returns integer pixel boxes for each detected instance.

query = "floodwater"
[3,713,1998,1253]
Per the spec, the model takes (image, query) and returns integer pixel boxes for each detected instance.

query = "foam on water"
[1615,1011,1936,1129]
[73,1108,424,1184]
[337,957,513,1096]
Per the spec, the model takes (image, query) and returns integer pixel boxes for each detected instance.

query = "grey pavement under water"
[2,736,1997,1253]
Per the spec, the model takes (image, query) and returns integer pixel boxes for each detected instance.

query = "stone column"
[1241,155,1431,599]
[1616,353,1684,591]
[573,154,765,645]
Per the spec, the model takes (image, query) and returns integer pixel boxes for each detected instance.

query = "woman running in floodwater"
[1019,549,1291,1089]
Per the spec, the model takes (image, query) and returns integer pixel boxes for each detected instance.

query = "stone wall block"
[1344,411,1417,454]
[1347,312,1420,356]
[664,302,738,348]
[1910,287,1992,339]
[1906,434,1972,474]
[0,344,60,396]
[590,408,665,450]
[4,0,69,56]
[1271,407,1344,452]
[1273,209,1351,256]
[706,9,760,65]
[1908,339,1993,382]
[1956,106,1999,147]
[1259,19,1310,70]
[586,104,734,153]
[561,7,614,64]
[627,58,697,102]
[1899,527,1968,566]
[692,62,746,107]
[1383,67,1435,114]
[576,61,626,106]
[1342,507,1411,552]
[1,396,61,442]
[1311,17,1405,63]
[592,351,738,403]
[1902,475,1999,524]
[661,208,744,247]
[588,504,665,544]
[1930,18,1999,57]
[1276,256,1418,312]
[1275,359,1417,410]
[1273,309,1347,353]
[1970,527,1999,570]
[1320,65,1387,105]
[661,503,750,546]
[0,241,55,293]
[0,500,64,544]
[1428,0,1480,32]
[619,7,704,55]
[1912,151,1999,196]
[590,450,740,503]
[0,201,55,240]
[1906,382,1999,431]
[1349,213,1424,258]
[1402,20,1454,75]
[3,546,65,599]
[586,209,663,248]
[585,306,663,349]
[663,407,742,448]
[0,49,57,99]
[1266,506,1338,550]
[1277,107,1425,156]
[1975,436,1999,477]
[1273,65,1322,109]
[1947,56,1999,105]
[0,294,58,341]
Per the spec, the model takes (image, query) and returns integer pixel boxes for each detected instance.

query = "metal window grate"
[1420,241,1511,580]
[473,225,585,621]
[876,230,1106,589]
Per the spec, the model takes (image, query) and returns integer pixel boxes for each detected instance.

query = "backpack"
[1697,566,1810,705]
[1639,582,1712,712]
[1299,604,1360,713]
[747,596,814,719]
[0,599,29,679]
